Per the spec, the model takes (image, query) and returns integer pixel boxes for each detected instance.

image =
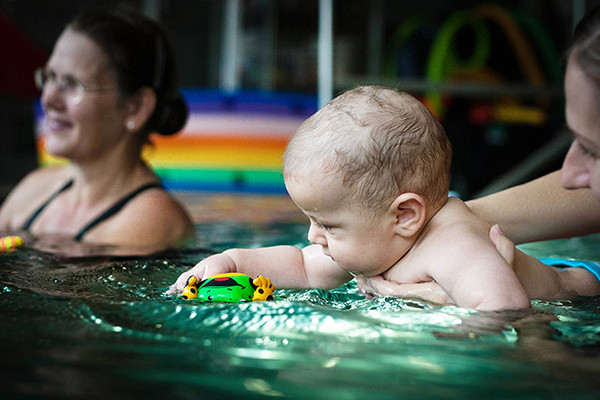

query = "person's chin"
[592,188,600,202]
[44,138,73,159]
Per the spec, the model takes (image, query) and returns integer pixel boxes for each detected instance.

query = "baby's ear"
[390,193,426,237]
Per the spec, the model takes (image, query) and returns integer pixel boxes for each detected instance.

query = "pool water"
[1,214,600,399]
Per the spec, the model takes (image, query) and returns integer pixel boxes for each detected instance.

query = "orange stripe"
[36,135,290,167]
[151,135,290,147]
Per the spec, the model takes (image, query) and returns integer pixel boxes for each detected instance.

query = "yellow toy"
[0,236,24,253]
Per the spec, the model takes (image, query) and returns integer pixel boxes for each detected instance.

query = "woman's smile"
[45,115,73,133]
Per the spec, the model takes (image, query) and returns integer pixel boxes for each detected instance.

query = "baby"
[169,86,600,310]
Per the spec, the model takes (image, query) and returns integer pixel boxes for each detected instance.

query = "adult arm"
[467,170,600,244]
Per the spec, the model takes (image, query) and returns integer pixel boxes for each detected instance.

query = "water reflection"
[1,228,600,399]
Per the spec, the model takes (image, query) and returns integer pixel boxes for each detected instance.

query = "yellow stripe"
[144,148,284,168]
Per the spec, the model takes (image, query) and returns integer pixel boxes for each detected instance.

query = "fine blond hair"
[282,86,452,211]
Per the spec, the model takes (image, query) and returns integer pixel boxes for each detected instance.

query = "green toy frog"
[181,273,275,302]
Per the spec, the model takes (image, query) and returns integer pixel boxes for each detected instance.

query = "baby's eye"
[321,223,335,232]
[576,141,599,159]
[313,220,332,231]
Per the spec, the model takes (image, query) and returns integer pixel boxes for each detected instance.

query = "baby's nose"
[307,224,327,246]
[561,142,592,190]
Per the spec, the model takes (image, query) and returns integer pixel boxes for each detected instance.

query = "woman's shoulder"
[17,166,72,188]
[2,166,71,204]
[130,186,192,223]
[0,166,72,229]
[90,185,195,247]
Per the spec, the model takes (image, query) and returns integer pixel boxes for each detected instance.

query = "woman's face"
[562,54,600,200]
[40,28,130,162]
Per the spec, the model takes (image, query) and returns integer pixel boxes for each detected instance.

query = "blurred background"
[2,0,599,204]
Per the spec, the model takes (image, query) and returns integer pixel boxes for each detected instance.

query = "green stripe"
[154,168,284,184]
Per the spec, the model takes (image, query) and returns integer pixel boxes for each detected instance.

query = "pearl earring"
[127,121,135,130]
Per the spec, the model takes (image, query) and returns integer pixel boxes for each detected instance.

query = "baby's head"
[283,86,452,213]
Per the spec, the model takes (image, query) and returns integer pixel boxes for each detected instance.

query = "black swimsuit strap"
[74,182,163,241]
[22,179,75,231]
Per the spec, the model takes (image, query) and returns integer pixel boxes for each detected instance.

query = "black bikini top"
[22,179,163,241]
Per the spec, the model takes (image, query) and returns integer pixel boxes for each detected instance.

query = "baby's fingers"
[165,272,194,295]
[366,275,399,296]
[166,264,206,295]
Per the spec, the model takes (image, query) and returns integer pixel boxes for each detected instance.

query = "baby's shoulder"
[421,203,493,259]
[431,198,488,235]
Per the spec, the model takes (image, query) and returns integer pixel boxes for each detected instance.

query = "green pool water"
[1,222,599,399]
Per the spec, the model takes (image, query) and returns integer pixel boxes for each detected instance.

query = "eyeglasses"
[34,68,116,106]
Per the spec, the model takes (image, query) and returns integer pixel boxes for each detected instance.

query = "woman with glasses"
[0,7,195,251]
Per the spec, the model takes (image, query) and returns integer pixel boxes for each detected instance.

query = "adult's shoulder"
[0,166,72,230]
[14,165,71,189]
[90,185,196,248]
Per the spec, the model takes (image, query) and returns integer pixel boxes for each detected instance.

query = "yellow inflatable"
[0,236,24,253]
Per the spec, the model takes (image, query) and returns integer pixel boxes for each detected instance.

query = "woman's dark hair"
[571,5,600,87]
[69,7,188,136]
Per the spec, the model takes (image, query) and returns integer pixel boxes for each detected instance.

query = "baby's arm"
[437,233,530,311]
[358,275,454,305]
[167,244,351,295]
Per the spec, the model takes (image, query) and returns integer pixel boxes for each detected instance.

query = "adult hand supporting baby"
[489,224,515,267]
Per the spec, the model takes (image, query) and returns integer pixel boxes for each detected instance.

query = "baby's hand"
[355,276,377,299]
[166,263,204,296]
[165,253,236,296]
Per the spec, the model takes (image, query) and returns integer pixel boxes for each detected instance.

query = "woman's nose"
[307,223,327,246]
[40,81,65,110]
[561,141,591,189]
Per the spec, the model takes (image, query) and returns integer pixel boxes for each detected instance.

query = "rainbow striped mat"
[37,89,317,194]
